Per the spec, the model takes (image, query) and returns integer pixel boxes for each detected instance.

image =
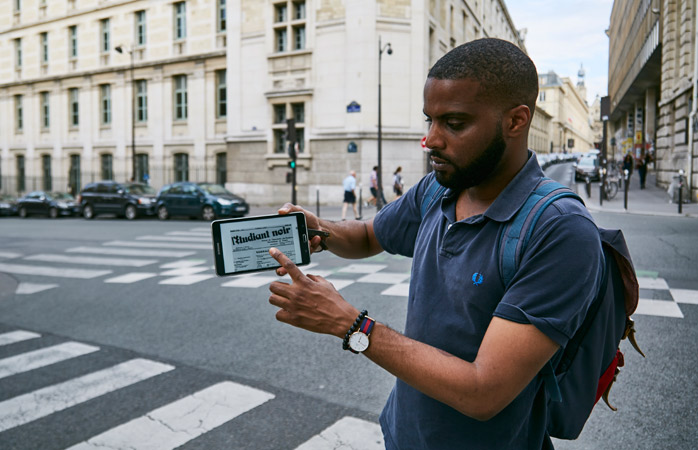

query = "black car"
[78,181,157,220]
[0,194,18,216]
[17,191,79,218]
[156,182,249,221]
[574,152,601,181]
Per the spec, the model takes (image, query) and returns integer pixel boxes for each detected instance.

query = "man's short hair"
[428,38,538,113]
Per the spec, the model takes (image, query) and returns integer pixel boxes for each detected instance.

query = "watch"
[348,317,375,353]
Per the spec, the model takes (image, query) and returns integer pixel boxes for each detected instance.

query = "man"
[341,170,360,220]
[268,39,603,449]
[368,166,378,206]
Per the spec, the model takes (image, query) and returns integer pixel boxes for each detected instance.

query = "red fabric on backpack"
[595,350,625,404]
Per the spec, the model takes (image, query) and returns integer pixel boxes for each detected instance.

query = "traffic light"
[288,160,296,169]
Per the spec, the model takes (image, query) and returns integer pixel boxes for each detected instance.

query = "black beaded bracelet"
[342,310,368,351]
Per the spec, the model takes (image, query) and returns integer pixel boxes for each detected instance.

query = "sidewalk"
[250,171,698,220]
[579,172,698,218]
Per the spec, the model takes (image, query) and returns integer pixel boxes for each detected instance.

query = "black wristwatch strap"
[342,310,368,351]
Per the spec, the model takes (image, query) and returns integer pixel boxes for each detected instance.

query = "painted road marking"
[635,299,684,318]
[637,277,670,290]
[159,267,210,277]
[294,416,384,450]
[671,289,698,305]
[16,282,58,294]
[0,330,41,346]
[381,283,410,297]
[67,381,275,450]
[0,342,99,380]
[0,358,174,432]
[104,240,210,250]
[137,235,210,242]
[0,252,21,259]
[25,254,158,268]
[0,263,111,279]
[104,273,158,284]
[66,246,196,258]
[324,279,356,291]
[356,272,411,284]
[338,264,387,274]
[160,259,207,269]
[159,274,216,285]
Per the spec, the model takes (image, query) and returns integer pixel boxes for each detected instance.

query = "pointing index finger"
[269,247,305,281]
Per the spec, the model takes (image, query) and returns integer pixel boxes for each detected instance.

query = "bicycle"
[603,172,619,200]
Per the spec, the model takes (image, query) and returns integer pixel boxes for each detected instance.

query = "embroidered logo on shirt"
[472,272,483,286]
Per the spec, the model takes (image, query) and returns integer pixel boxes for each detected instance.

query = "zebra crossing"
[1,226,697,319]
[0,329,384,449]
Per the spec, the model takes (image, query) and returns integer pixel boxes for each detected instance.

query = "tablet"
[211,212,311,276]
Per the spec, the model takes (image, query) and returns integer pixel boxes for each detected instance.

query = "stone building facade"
[0,0,526,205]
[608,0,697,199]
[537,70,595,154]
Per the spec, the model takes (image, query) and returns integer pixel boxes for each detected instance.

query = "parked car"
[0,194,18,216]
[574,151,601,181]
[156,182,249,221]
[17,191,80,218]
[77,181,157,220]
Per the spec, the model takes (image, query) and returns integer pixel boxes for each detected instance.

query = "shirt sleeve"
[493,206,604,346]
[373,173,434,257]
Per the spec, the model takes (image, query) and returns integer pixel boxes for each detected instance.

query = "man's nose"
[424,124,444,151]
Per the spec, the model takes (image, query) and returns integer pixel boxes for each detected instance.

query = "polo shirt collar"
[484,151,544,222]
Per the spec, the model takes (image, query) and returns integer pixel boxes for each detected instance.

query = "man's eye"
[447,122,464,130]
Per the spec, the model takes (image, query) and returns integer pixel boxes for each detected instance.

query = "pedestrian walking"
[268,38,603,449]
[368,166,378,206]
[392,166,404,198]
[341,170,360,220]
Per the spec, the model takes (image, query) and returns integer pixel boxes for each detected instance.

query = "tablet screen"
[216,214,306,274]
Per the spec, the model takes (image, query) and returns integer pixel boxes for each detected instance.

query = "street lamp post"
[115,45,136,182]
[376,36,392,211]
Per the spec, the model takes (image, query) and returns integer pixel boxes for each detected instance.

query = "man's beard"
[431,122,506,191]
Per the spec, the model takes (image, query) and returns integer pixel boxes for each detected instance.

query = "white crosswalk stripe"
[137,235,210,242]
[67,246,196,258]
[0,330,41,346]
[0,358,174,432]
[67,381,275,450]
[0,262,112,279]
[104,240,210,250]
[25,254,158,267]
[294,417,384,450]
[0,342,99,379]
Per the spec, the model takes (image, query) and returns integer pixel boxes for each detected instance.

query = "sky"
[506,0,614,105]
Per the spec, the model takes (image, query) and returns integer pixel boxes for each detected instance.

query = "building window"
[15,38,22,70]
[69,25,78,59]
[216,152,227,185]
[216,69,227,118]
[42,155,52,191]
[101,154,113,180]
[135,10,146,47]
[16,155,25,193]
[69,88,79,127]
[539,91,546,102]
[40,32,49,64]
[69,154,80,195]
[272,101,305,154]
[173,75,188,120]
[14,0,21,12]
[274,1,305,52]
[218,0,226,32]
[136,80,148,122]
[135,154,149,183]
[100,18,110,54]
[15,95,23,132]
[174,2,186,41]
[100,84,111,125]
[174,153,189,182]
[40,91,50,129]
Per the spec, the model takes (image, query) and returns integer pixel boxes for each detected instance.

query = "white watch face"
[348,332,369,352]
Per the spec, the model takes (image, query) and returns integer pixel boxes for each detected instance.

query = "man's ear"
[503,105,531,138]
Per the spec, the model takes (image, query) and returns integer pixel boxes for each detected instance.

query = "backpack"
[420,176,644,440]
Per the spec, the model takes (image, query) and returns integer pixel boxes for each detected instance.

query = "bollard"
[599,167,607,206]
[678,170,684,214]
[316,187,320,218]
[358,188,363,218]
[623,169,629,210]
[585,176,591,198]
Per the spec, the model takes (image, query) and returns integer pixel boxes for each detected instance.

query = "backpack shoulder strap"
[420,175,448,219]
[499,178,583,288]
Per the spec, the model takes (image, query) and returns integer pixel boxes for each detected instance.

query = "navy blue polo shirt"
[373,153,603,450]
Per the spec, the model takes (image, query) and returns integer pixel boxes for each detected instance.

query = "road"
[1,165,697,449]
